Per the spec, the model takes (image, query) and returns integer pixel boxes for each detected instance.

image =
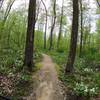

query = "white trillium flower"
[90,88,95,93]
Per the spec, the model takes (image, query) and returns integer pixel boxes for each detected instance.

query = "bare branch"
[96,0,100,8]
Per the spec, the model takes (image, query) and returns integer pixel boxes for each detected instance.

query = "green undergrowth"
[47,50,100,99]
[47,50,67,65]
[11,63,42,100]
[33,63,42,73]
[0,49,42,99]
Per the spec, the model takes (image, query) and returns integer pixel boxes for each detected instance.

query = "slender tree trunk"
[65,0,79,73]
[0,0,15,28]
[35,1,41,23]
[88,34,91,49]
[0,0,15,40]
[49,0,56,50]
[96,0,100,7]
[57,0,64,49]
[0,0,4,9]
[88,0,91,49]
[79,0,83,57]
[83,31,88,50]
[41,0,48,49]
[44,15,47,49]
[24,0,36,71]
[3,0,15,23]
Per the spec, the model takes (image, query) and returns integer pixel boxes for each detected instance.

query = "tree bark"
[0,0,4,9]
[49,0,56,50]
[79,0,83,57]
[41,0,48,49]
[3,0,15,23]
[65,0,79,73]
[96,0,100,7]
[57,0,64,49]
[0,0,15,42]
[24,0,36,71]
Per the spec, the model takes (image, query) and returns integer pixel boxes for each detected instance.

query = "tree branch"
[96,0,100,8]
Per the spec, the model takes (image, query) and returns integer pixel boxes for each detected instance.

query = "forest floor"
[26,54,65,100]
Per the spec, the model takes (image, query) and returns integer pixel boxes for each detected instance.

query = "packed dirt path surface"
[35,54,64,100]
[26,54,64,100]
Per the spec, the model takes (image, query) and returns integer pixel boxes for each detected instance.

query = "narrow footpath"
[26,54,64,100]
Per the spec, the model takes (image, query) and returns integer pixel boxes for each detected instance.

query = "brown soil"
[25,54,64,100]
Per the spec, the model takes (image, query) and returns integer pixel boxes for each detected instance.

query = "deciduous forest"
[0,0,100,100]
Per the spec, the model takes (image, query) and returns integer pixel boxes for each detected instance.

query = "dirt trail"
[26,54,64,100]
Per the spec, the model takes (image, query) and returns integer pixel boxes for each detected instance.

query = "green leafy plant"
[74,82,98,97]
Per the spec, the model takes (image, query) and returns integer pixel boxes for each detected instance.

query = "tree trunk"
[0,0,4,9]
[96,0,100,7]
[44,15,47,49]
[0,0,15,41]
[49,0,56,50]
[79,0,83,57]
[65,0,79,73]
[57,0,64,49]
[41,0,48,49]
[24,0,36,71]
[3,0,15,23]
